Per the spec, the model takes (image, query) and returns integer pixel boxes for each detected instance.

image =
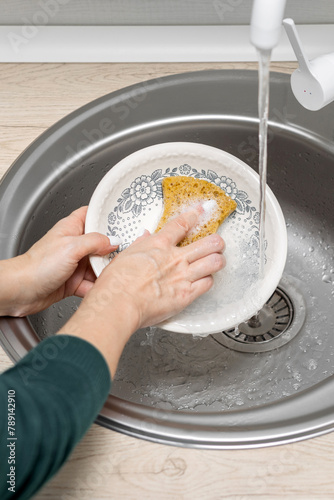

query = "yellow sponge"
[155,176,237,246]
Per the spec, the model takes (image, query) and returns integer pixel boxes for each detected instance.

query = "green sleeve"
[0,335,111,500]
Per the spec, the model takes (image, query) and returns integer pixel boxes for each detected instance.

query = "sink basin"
[1,69,334,449]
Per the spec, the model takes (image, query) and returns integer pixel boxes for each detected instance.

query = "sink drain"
[211,275,306,353]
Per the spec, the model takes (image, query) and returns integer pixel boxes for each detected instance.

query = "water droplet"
[309,246,314,252]
[322,274,332,283]
[307,359,317,370]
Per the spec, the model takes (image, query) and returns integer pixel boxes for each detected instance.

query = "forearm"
[0,256,30,317]
[57,287,139,378]
[0,335,111,499]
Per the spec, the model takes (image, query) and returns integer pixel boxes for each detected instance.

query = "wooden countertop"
[1,62,334,500]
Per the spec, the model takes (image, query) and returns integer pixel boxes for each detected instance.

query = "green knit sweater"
[0,335,111,499]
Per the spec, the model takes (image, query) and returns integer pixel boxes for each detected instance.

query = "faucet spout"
[250,0,287,51]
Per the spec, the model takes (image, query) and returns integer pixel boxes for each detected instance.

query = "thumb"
[72,232,117,260]
[158,204,203,246]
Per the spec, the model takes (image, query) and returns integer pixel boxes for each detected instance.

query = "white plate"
[85,142,287,336]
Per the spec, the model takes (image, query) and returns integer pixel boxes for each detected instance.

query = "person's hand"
[58,205,226,376]
[0,206,117,317]
[96,206,226,330]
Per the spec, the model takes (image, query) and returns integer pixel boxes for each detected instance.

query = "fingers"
[157,206,202,246]
[72,232,117,261]
[74,279,95,298]
[187,252,226,282]
[70,205,88,220]
[54,206,88,236]
[84,262,97,283]
[184,233,225,264]
[189,275,215,300]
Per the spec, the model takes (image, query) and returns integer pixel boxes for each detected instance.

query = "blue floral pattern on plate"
[107,164,261,259]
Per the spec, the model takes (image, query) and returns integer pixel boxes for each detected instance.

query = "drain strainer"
[211,275,306,353]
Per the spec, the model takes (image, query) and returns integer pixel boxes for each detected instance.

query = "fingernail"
[201,200,217,214]
[183,203,203,215]
[109,236,122,246]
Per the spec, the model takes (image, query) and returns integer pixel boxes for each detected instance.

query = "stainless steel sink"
[1,70,334,448]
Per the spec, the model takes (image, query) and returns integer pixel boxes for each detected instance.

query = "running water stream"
[257,49,271,279]
[247,49,271,325]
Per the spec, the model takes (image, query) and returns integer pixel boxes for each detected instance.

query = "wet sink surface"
[1,70,334,448]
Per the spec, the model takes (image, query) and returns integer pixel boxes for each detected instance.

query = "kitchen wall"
[1,0,334,26]
[2,0,334,63]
